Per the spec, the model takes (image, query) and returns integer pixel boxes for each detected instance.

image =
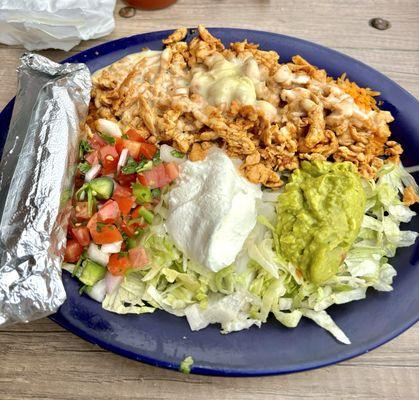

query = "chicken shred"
[89,26,402,187]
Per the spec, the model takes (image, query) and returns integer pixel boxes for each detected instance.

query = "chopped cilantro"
[117,251,129,259]
[121,157,139,174]
[137,160,153,173]
[121,231,129,241]
[79,140,91,159]
[100,133,116,145]
[151,188,161,198]
[78,162,92,175]
[121,133,129,139]
[96,221,106,232]
[152,149,161,164]
[122,158,153,174]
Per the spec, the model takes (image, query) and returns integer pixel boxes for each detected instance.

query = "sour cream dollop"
[166,148,262,272]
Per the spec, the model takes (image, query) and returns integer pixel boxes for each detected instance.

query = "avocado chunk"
[275,161,366,285]
[78,259,107,286]
[89,176,114,200]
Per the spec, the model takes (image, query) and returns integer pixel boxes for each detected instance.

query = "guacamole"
[276,161,366,285]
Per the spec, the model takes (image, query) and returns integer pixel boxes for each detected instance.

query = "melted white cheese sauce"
[165,148,262,272]
[190,57,278,121]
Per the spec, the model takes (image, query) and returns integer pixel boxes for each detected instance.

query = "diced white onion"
[87,279,107,303]
[87,243,110,266]
[105,272,123,294]
[160,144,185,164]
[117,148,129,173]
[62,263,76,273]
[85,164,101,182]
[96,119,122,138]
[101,241,123,254]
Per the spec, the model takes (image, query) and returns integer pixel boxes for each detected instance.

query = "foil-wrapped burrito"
[0,53,91,326]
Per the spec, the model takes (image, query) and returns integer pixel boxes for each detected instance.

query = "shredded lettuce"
[300,309,350,345]
[179,356,194,374]
[102,272,155,315]
[97,163,417,345]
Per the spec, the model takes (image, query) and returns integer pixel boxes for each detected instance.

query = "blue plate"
[1,29,418,376]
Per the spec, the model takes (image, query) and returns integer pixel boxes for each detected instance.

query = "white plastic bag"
[0,0,116,51]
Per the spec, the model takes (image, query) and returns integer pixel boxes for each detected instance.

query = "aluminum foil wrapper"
[0,53,91,326]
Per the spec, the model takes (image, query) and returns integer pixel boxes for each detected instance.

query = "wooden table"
[1,1,418,399]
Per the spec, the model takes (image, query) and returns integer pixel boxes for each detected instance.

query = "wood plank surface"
[0,1,418,399]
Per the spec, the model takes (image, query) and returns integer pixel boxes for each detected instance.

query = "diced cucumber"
[89,177,114,200]
[78,259,106,286]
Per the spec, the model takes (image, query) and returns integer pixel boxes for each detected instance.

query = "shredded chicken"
[403,186,419,206]
[162,27,188,45]
[89,26,402,187]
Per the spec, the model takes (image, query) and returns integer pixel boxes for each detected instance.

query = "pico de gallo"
[64,120,181,294]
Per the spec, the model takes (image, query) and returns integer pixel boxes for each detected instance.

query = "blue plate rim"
[50,301,419,377]
[1,27,418,376]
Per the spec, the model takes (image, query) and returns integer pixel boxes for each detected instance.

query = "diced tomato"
[164,162,179,180]
[139,163,177,189]
[126,128,146,142]
[98,200,120,224]
[99,145,119,174]
[128,207,148,229]
[113,195,135,216]
[139,142,157,160]
[122,139,142,160]
[120,219,137,238]
[116,171,137,187]
[158,175,172,187]
[71,226,91,246]
[139,166,162,189]
[85,149,99,165]
[91,224,123,245]
[115,137,124,154]
[87,213,123,244]
[108,253,131,276]
[137,173,148,187]
[75,202,90,221]
[87,213,98,231]
[155,164,171,187]
[128,247,148,269]
[74,174,85,189]
[89,133,107,150]
[131,206,143,219]
[64,239,83,263]
[112,183,133,198]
